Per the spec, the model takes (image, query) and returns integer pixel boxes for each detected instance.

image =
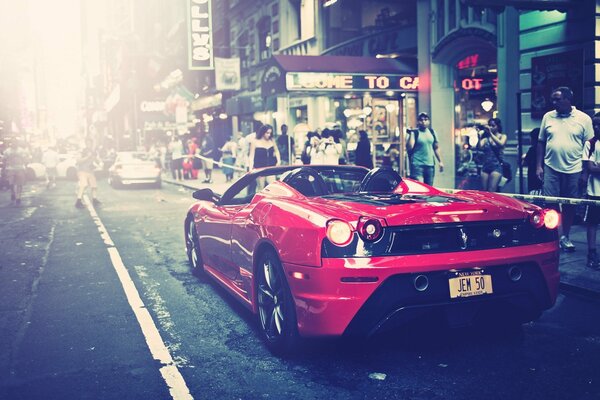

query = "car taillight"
[326,219,353,246]
[530,209,560,229]
[543,209,560,229]
[357,217,384,242]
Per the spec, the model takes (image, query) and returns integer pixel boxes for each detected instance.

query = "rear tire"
[256,249,299,356]
[185,216,205,277]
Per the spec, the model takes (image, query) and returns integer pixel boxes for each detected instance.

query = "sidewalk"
[164,168,600,299]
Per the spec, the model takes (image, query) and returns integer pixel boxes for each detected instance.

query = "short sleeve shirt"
[539,107,593,173]
[583,139,600,196]
[411,128,436,167]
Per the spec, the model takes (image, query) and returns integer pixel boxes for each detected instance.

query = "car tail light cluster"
[327,217,386,247]
[530,209,560,230]
[357,217,384,242]
[326,220,353,246]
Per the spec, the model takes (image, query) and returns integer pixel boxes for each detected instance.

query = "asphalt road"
[0,178,599,400]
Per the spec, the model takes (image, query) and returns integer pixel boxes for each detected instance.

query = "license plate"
[448,270,493,298]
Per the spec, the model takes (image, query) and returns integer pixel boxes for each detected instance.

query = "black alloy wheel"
[186,216,205,277]
[256,250,299,355]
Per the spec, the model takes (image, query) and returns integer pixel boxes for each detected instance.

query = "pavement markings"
[83,195,194,400]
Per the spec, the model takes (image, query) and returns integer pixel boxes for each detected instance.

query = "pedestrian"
[316,130,342,165]
[536,86,594,252]
[249,124,280,170]
[477,118,507,192]
[354,130,373,169]
[582,112,600,270]
[333,128,349,165]
[301,131,319,165]
[406,112,444,185]
[521,128,543,195]
[75,140,101,208]
[220,135,238,182]
[42,146,59,188]
[200,134,215,183]
[2,139,29,205]
[276,124,295,165]
[168,136,184,180]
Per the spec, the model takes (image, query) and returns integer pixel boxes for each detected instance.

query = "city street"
[0,178,599,400]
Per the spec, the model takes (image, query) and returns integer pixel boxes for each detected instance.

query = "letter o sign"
[376,76,389,89]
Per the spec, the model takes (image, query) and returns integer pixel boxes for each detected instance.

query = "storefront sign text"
[187,0,213,70]
[286,73,419,92]
[459,77,497,92]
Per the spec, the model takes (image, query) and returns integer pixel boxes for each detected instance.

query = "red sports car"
[185,166,560,354]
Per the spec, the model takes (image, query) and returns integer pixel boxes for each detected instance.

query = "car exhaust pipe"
[413,275,429,292]
[508,266,522,282]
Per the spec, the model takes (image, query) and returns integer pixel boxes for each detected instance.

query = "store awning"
[261,55,418,97]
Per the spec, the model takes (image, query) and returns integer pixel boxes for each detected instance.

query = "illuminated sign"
[457,54,479,70]
[187,0,213,70]
[458,77,497,92]
[286,73,419,92]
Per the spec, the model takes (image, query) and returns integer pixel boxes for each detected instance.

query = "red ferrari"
[185,166,560,354]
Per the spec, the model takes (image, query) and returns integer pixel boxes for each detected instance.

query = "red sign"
[457,54,479,70]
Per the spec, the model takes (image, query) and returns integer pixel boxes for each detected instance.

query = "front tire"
[256,250,299,356]
[185,216,205,277]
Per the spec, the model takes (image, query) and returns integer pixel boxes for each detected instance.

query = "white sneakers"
[559,235,576,252]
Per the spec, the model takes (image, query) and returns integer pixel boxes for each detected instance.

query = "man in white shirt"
[536,86,594,252]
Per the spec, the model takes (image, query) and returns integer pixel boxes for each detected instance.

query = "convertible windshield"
[220,166,370,205]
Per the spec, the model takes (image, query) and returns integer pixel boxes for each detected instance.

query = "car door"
[196,202,240,281]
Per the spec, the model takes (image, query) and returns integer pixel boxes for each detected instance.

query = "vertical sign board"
[530,49,584,119]
[187,0,214,70]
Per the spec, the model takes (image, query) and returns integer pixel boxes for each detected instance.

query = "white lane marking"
[83,196,193,400]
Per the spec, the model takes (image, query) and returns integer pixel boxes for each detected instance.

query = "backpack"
[407,128,437,156]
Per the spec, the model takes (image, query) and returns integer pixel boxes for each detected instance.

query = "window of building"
[436,0,445,42]
[257,16,272,61]
[449,0,456,31]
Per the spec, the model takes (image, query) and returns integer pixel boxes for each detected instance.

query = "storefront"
[453,52,498,190]
[260,54,418,170]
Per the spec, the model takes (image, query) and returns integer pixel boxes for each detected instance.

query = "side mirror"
[192,188,218,202]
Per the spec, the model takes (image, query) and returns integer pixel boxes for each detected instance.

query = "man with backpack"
[406,112,444,185]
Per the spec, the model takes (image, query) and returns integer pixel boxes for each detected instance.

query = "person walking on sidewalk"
[75,140,101,208]
[582,112,600,269]
[536,86,593,252]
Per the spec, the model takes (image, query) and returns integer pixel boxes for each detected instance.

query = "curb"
[559,282,600,301]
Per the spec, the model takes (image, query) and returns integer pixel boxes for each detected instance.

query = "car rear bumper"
[283,242,559,337]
